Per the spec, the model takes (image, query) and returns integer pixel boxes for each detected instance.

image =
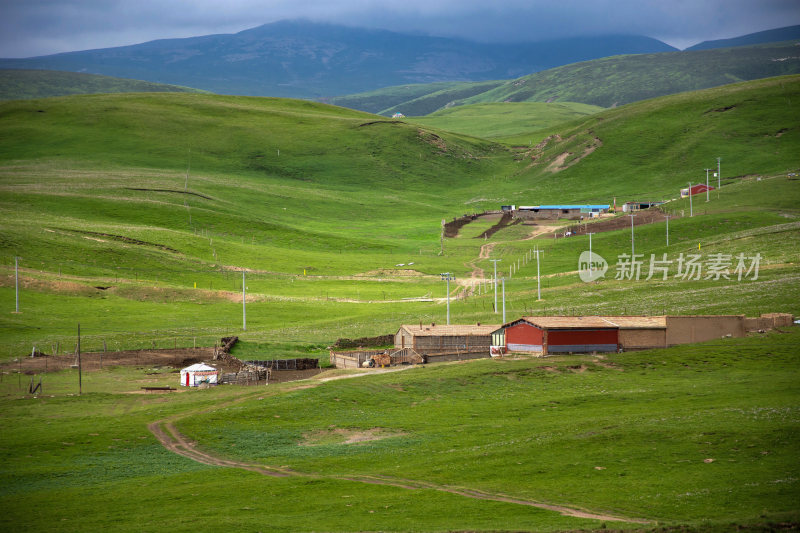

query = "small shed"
[395,324,499,354]
[180,363,219,387]
[493,316,619,355]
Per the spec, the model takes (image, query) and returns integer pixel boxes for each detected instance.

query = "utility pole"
[14,256,19,313]
[242,270,246,331]
[689,182,693,217]
[704,168,711,201]
[588,233,594,257]
[535,247,542,301]
[717,157,721,189]
[489,259,501,313]
[665,214,670,246]
[501,278,506,323]
[440,272,454,325]
[77,323,82,396]
[629,214,636,257]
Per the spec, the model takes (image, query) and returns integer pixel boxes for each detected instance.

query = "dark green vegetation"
[0,69,207,101]
[0,74,798,532]
[338,41,800,115]
[0,20,675,99]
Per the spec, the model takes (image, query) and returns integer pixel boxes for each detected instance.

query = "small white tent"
[180,363,219,387]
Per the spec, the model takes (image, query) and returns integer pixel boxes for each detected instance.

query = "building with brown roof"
[395,324,500,355]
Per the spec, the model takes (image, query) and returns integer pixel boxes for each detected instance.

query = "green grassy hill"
[326,80,504,115]
[0,69,208,100]
[0,76,798,356]
[407,101,604,140]
[332,41,800,114]
[0,73,799,533]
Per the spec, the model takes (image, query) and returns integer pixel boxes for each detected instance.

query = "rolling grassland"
[0,76,798,531]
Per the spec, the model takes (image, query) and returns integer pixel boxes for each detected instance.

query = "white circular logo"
[579,251,608,282]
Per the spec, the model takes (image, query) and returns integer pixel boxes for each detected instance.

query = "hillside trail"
[459,242,496,297]
[147,373,651,525]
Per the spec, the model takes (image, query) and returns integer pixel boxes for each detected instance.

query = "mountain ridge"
[0,19,676,98]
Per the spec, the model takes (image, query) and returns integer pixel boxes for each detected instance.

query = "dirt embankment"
[546,209,673,238]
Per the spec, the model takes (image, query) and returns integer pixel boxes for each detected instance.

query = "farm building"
[492,316,619,355]
[603,316,667,350]
[491,314,768,355]
[515,205,610,221]
[621,201,665,212]
[180,363,219,387]
[395,324,499,354]
[680,184,715,197]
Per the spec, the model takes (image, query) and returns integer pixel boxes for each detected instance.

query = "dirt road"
[147,375,651,525]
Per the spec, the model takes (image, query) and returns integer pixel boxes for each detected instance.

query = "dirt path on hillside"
[459,242,496,297]
[147,373,651,525]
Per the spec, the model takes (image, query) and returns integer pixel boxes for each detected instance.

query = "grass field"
[407,101,604,142]
[0,69,208,101]
[0,78,798,358]
[0,75,798,531]
[1,330,797,532]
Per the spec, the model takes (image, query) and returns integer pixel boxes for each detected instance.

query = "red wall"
[507,322,543,345]
[548,329,618,346]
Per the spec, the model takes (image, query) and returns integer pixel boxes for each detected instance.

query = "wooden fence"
[245,358,319,370]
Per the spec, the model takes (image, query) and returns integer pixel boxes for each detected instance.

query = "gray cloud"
[1,0,798,57]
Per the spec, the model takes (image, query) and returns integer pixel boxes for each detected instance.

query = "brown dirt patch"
[542,208,672,239]
[2,347,215,374]
[547,152,572,172]
[300,427,407,446]
[593,360,623,371]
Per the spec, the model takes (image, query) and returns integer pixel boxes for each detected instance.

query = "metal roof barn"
[494,316,619,355]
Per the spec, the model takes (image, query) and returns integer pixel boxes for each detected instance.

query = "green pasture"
[408,101,604,142]
[2,330,796,531]
[0,69,207,101]
[0,75,799,532]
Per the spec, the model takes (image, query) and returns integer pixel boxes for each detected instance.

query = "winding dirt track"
[148,378,651,525]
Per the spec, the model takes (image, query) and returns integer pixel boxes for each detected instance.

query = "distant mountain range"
[0,19,677,99]
[332,40,800,115]
[686,24,800,51]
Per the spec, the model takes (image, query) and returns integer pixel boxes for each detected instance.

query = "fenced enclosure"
[245,358,319,370]
[328,348,425,369]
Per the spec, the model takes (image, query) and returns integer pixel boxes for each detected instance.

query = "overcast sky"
[1,0,798,58]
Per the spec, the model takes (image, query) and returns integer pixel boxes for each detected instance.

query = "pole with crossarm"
[489,259,501,313]
[440,272,455,325]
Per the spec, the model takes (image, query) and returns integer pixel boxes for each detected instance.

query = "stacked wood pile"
[220,336,239,353]
[331,335,393,349]
[214,336,244,370]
